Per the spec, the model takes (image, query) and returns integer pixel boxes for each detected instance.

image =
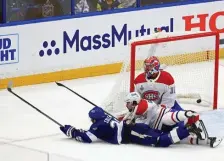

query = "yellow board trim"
[0,63,123,89]
[0,48,224,89]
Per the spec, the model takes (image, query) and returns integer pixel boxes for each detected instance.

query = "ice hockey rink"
[0,60,224,161]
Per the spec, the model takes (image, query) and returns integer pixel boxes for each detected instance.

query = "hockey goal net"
[101,31,220,116]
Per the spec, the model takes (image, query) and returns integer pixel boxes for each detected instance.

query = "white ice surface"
[0,60,224,161]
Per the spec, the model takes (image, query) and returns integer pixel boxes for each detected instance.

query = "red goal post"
[129,31,220,110]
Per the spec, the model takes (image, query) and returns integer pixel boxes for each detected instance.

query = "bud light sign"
[0,34,19,65]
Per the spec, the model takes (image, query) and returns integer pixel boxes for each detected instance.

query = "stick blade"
[55,82,64,87]
[7,81,13,91]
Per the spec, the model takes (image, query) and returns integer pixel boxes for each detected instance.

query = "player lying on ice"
[60,106,221,148]
[120,92,222,148]
[134,55,183,111]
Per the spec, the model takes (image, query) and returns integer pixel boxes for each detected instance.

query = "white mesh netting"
[101,31,218,116]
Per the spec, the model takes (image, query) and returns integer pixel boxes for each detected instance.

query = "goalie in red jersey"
[134,56,183,111]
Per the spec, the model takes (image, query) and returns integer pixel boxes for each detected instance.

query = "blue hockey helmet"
[89,106,107,121]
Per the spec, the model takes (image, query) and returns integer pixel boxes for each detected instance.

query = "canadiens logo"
[142,91,160,101]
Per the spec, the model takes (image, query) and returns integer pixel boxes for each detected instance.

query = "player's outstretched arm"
[60,125,98,143]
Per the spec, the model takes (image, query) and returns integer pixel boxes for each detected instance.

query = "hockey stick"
[56,82,97,107]
[55,82,119,121]
[7,82,63,127]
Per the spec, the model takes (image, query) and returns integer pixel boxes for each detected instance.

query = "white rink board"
[0,1,223,78]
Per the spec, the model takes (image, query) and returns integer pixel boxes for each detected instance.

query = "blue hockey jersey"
[72,115,124,144]
[60,107,190,147]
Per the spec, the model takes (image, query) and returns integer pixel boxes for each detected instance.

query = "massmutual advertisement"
[0,1,223,79]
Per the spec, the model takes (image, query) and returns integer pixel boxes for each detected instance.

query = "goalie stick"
[55,82,119,121]
[7,81,63,127]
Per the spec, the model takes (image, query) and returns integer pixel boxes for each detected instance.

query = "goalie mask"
[124,92,141,112]
[144,56,160,79]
